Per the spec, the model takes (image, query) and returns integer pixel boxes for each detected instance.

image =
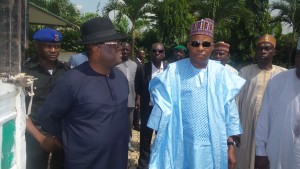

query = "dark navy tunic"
[38,62,129,169]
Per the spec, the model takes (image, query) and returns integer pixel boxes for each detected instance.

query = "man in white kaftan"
[147,18,245,169]
[236,34,286,169]
[255,37,300,169]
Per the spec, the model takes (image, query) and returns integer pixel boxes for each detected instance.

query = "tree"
[29,0,101,53]
[189,0,256,67]
[151,0,194,50]
[103,0,152,58]
[271,0,300,68]
[30,0,81,24]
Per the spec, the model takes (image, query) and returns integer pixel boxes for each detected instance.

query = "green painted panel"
[2,120,16,169]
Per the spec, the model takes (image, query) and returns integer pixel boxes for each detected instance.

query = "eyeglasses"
[151,49,165,53]
[190,41,213,48]
[98,41,121,49]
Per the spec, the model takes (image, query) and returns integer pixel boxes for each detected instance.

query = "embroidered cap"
[297,37,300,50]
[257,34,276,48]
[214,41,230,52]
[189,18,214,38]
[33,28,62,43]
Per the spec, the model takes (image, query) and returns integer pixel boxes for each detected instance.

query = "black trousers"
[128,107,134,139]
[26,132,64,169]
[133,108,140,127]
[137,106,153,169]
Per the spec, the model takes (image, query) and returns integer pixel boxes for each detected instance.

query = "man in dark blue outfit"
[38,17,129,169]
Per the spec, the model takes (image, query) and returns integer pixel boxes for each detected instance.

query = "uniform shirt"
[23,58,69,124]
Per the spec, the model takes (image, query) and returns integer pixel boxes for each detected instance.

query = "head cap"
[174,45,187,53]
[33,28,62,43]
[189,18,214,38]
[214,41,230,52]
[257,34,276,48]
[297,37,300,50]
[78,17,126,44]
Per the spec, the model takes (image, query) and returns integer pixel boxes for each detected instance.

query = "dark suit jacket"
[133,57,142,66]
[134,61,168,116]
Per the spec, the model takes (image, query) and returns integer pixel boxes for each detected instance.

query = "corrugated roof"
[29,2,79,28]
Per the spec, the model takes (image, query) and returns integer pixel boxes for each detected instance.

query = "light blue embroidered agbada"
[148,59,245,169]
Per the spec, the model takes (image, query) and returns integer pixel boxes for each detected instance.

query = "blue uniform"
[38,62,129,169]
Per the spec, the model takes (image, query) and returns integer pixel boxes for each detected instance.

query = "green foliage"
[271,0,300,68]
[103,0,152,58]
[28,0,100,54]
[151,0,194,49]
[29,0,300,67]
[113,16,131,35]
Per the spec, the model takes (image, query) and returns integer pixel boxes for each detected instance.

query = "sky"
[70,0,109,14]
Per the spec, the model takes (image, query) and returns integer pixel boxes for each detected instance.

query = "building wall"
[0,0,28,168]
[0,0,28,74]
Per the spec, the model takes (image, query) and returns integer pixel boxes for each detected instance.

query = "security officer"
[24,28,69,169]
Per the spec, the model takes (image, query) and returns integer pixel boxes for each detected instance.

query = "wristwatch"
[227,141,237,147]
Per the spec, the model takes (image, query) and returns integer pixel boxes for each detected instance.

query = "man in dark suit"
[134,49,145,66]
[133,49,146,131]
[135,42,168,169]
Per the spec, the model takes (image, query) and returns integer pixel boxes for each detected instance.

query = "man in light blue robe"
[147,18,245,169]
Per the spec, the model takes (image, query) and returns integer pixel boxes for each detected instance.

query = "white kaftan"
[256,69,300,169]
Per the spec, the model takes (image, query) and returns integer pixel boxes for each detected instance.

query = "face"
[121,42,131,61]
[151,43,165,63]
[137,50,145,61]
[98,41,123,67]
[173,49,186,61]
[255,42,275,65]
[187,35,214,68]
[295,50,300,79]
[35,42,60,62]
[212,49,229,65]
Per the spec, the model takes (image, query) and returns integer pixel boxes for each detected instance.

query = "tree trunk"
[286,29,295,68]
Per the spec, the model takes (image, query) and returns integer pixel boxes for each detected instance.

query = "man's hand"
[135,95,141,112]
[228,146,236,169]
[255,155,269,169]
[26,118,62,152]
[40,136,62,152]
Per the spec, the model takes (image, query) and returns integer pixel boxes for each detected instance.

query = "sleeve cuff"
[147,105,162,130]
[256,145,267,156]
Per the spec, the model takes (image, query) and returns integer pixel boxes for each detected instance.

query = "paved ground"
[128,130,140,169]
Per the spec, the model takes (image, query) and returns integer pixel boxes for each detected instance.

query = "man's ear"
[93,44,101,53]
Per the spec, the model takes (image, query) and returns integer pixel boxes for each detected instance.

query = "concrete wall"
[0,0,27,74]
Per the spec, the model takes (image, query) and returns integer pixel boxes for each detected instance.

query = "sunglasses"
[151,49,165,54]
[190,41,213,48]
